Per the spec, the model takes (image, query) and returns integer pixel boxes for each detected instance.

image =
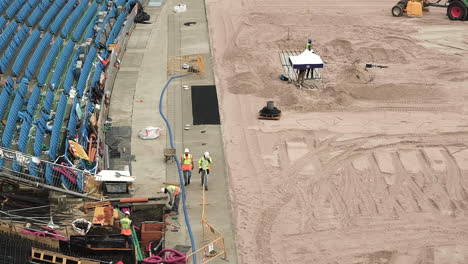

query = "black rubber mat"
[191,85,221,125]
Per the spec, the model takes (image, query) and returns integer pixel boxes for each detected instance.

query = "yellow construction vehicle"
[392,0,468,20]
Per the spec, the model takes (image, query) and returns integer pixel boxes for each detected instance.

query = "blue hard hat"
[308,39,312,42]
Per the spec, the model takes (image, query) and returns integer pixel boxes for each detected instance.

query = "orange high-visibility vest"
[181,154,193,170]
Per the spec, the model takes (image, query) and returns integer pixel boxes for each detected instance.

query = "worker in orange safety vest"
[120,211,133,248]
[180,148,194,186]
[162,185,181,214]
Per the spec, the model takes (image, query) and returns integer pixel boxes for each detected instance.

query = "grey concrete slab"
[108,71,138,127]
[120,52,145,68]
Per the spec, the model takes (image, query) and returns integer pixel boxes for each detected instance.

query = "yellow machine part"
[407,0,423,17]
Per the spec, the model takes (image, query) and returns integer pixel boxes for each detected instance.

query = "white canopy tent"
[289,49,324,69]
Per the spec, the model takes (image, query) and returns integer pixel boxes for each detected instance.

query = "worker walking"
[198,152,212,191]
[161,185,181,214]
[180,148,194,186]
[120,211,133,249]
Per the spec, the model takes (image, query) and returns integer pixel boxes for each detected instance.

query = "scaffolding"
[279,49,322,89]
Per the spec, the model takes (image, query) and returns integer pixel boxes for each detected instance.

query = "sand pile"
[206,0,468,263]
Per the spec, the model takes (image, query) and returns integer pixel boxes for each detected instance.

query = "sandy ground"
[205,0,468,263]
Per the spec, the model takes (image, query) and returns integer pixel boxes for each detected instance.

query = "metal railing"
[0,146,98,199]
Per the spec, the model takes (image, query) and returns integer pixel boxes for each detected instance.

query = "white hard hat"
[184,148,189,153]
[124,211,130,215]
[161,187,166,193]
[204,152,209,157]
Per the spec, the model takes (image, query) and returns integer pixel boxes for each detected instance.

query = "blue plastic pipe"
[158,74,197,264]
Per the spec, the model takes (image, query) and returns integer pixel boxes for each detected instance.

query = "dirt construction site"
[206,0,468,263]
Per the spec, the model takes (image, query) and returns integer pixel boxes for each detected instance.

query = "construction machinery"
[258,101,281,120]
[392,0,468,20]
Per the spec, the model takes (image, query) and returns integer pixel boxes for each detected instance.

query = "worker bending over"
[198,152,212,191]
[120,211,133,248]
[180,148,194,186]
[162,185,181,214]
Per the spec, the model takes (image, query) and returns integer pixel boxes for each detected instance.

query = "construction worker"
[180,148,194,186]
[305,38,312,51]
[297,68,306,88]
[305,39,313,79]
[120,211,133,249]
[198,152,212,191]
[161,185,181,214]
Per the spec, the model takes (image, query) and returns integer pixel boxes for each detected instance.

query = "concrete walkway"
[108,0,237,263]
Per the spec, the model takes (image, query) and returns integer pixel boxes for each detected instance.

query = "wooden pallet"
[31,248,99,264]
[168,54,205,77]
[83,200,110,213]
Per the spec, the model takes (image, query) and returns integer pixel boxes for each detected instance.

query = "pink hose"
[142,249,186,264]
[141,256,163,264]
[160,249,186,264]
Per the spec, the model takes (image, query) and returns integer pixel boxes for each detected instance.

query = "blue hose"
[159,74,197,264]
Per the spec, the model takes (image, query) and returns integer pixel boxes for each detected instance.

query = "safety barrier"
[186,188,227,264]
[0,146,95,195]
